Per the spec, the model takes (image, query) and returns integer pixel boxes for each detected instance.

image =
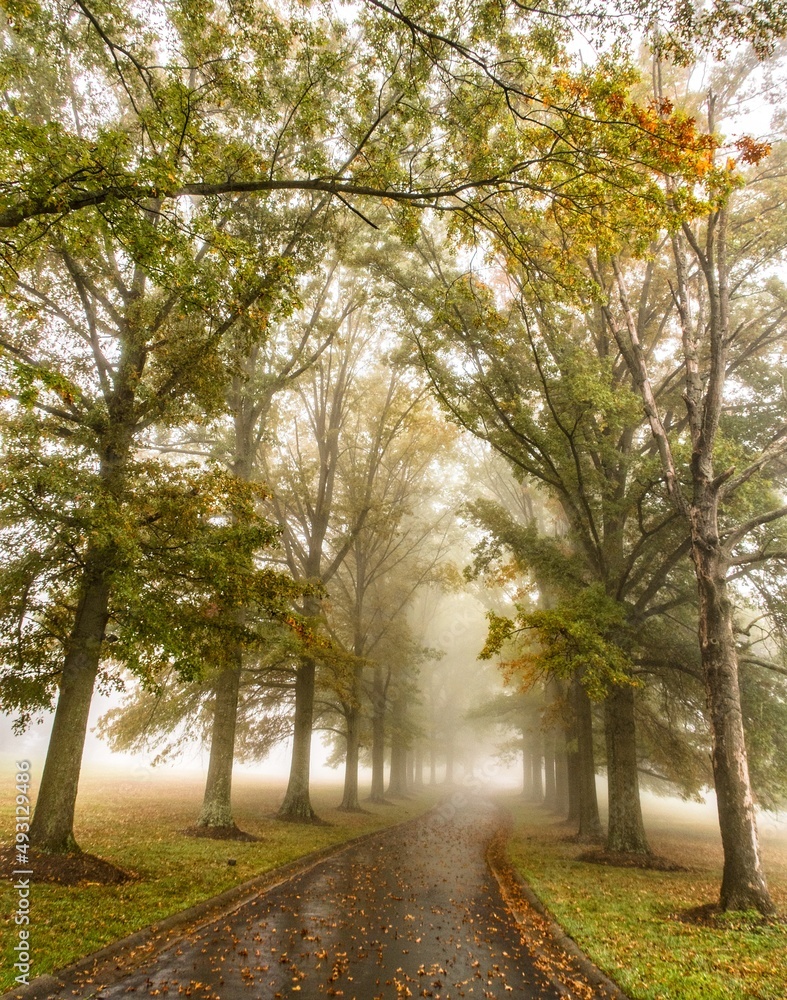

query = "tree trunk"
[29,407,133,855]
[567,748,580,823]
[445,736,455,784]
[388,741,408,797]
[339,658,364,811]
[565,703,580,825]
[198,400,258,832]
[694,533,773,912]
[529,728,544,802]
[339,700,363,812]
[29,560,111,853]
[604,683,649,854]
[609,209,775,912]
[521,736,532,798]
[550,678,571,817]
[414,742,424,787]
[198,654,242,830]
[387,694,409,797]
[429,740,437,785]
[278,656,319,822]
[574,674,603,841]
[554,728,570,817]
[369,664,387,803]
[543,724,557,810]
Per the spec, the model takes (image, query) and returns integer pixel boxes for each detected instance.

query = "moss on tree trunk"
[693,528,773,913]
[198,656,242,829]
[574,674,603,841]
[605,683,650,855]
[29,557,111,853]
[278,657,319,823]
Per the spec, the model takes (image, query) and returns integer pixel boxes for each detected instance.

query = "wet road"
[94,799,567,999]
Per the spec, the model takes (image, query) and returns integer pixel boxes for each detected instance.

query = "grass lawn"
[0,767,438,992]
[502,793,787,1000]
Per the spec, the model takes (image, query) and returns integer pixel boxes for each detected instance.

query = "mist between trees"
[2,0,787,919]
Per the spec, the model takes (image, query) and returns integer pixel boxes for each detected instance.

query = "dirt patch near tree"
[180,824,260,842]
[0,846,133,885]
[577,847,688,871]
[674,902,787,928]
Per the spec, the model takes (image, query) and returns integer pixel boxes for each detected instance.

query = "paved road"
[93,799,568,1000]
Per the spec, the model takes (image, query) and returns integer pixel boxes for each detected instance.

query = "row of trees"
[411,54,787,913]
[100,264,457,825]
[1,0,787,918]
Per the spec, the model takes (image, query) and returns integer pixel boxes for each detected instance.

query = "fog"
[4,693,784,848]
[3,578,785,844]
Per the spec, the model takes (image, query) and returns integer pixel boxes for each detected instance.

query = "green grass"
[502,795,787,1000]
[0,769,438,992]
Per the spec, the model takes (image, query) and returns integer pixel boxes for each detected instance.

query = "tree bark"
[199,386,260,832]
[278,656,319,822]
[369,664,387,803]
[413,741,424,787]
[339,699,363,812]
[388,740,408,797]
[543,724,557,810]
[444,735,455,784]
[554,727,570,817]
[387,694,409,797]
[606,211,775,912]
[339,655,365,811]
[574,674,603,841]
[198,654,242,829]
[694,531,773,912]
[29,556,111,853]
[29,374,137,853]
[567,746,580,823]
[604,683,650,854]
[529,727,544,802]
[565,703,580,825]
[521,736,532,798]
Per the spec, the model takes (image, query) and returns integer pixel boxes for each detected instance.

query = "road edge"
[486,819,632,1000]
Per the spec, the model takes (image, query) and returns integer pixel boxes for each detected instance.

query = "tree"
[1,0,745,257]
[387,230,704,853]
[324,377,453,810]
[262,287,381,821]
[97,622,305,795]
[182,239,344,834]
[0,113,306,851]
[92,250,352,834]
[589,51,787,912]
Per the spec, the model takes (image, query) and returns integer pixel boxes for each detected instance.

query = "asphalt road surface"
[92,798,576,1000]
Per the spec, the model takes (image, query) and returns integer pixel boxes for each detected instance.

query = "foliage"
[0,35,322,731]
[0,0,725,268]
[739,663,787,811]
[96,621,302,764]
[0,447,306,727]
[482,584,637,699]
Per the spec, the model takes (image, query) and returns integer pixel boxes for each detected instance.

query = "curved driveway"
[93,798,570,999]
